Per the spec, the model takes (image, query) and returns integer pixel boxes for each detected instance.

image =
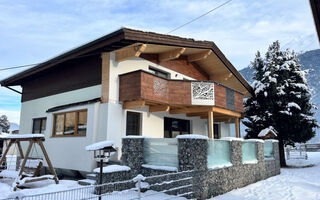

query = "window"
[164,117,190,138]
[52,110,87,136]
[126,112,141,136]
[32,118,47,134]
[149,66,170,79]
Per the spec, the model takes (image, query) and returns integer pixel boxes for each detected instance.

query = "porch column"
[101,52,110,103]
[208,111,214,139]
[235,117,240,138]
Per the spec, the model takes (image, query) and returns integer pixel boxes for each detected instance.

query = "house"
[0,28,253,173]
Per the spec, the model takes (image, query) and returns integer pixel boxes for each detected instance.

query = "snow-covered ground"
[0,177,186,200]
[211,152,320,200]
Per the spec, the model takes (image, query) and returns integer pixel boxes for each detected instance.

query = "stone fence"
[120,136,280,199]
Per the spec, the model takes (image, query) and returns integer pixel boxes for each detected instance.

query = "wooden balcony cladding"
[119,70,244,113]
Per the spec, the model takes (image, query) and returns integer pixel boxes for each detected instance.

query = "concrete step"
[78,179,96,186]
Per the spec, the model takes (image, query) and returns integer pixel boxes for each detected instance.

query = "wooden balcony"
[119,70,244,113]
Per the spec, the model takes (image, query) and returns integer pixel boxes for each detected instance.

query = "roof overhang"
[0,28,253,95]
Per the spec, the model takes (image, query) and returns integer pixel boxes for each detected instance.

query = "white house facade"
[1,28,252,173]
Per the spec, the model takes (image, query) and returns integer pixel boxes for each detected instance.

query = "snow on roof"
[93,165,131,173]
[0,133,44,139]
[85,140,114,151]
[176,134,209,140]
[258,127,278,137]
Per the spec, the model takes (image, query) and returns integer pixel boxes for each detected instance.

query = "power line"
[0,63,38,71]
[166,0,233,34]
[0,0,233,72]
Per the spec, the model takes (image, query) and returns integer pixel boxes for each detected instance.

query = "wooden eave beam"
[159,48,186,61]
[212,107,242,118]
[188,50,212,62]
[149,105,170,112]
[123,100,146,109]
[115,44,147,62]
[169,106,211,114]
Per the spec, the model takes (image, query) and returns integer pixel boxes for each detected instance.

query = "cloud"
[0,109,20,124]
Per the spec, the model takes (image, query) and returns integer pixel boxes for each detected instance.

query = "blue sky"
[0,0,318,124]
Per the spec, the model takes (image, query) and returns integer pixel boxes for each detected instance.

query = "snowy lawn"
[211,152,320,200]
[0,177,186,200]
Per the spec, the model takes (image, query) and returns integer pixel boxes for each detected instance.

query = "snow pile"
[20,159,43,168]
[122,135,148,139]
[243,160,259,164]
[208,163,233,170]
[0,133,44,139]
[220,137,244,141]
[85,140,114,151]
[93,165,131,173]
[247,139,265,143]
[0,170,19,178]
[176,134,208,140]
[142,164,178,172]
[258,126,278,137]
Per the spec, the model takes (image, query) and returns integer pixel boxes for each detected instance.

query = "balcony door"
[164,117,190,138]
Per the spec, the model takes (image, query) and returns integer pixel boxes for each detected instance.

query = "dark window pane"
[32,119,41,133]
[164,117,190,138]
[126,112,141,136]
[149,67,170,79]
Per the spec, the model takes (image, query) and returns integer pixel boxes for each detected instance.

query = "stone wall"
[118,137,280,199]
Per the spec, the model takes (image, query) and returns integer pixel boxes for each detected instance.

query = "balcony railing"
[119,70,243,113]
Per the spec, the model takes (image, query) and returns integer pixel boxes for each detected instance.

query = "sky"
[0,0,319,124]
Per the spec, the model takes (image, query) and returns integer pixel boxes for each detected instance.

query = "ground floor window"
[164,117,190,138]
[32,118,47,134]
[52,109,87,137]
[126,111,141,136]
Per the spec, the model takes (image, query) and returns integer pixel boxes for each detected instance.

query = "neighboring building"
[0,28,253,172]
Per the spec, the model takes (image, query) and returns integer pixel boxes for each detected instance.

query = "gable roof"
[0,28,253,95]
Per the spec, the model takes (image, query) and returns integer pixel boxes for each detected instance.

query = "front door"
[164,117,190,138]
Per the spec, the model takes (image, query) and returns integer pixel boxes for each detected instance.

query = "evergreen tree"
[244,41,318,166]
[0,115,10,133]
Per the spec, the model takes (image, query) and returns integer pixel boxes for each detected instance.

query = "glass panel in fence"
[242,141,258,163]
[143,138,178,168]
[207,140,231,168]
[264,140,274,159]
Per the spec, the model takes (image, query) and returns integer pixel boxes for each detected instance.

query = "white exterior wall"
[19,85,103,172]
